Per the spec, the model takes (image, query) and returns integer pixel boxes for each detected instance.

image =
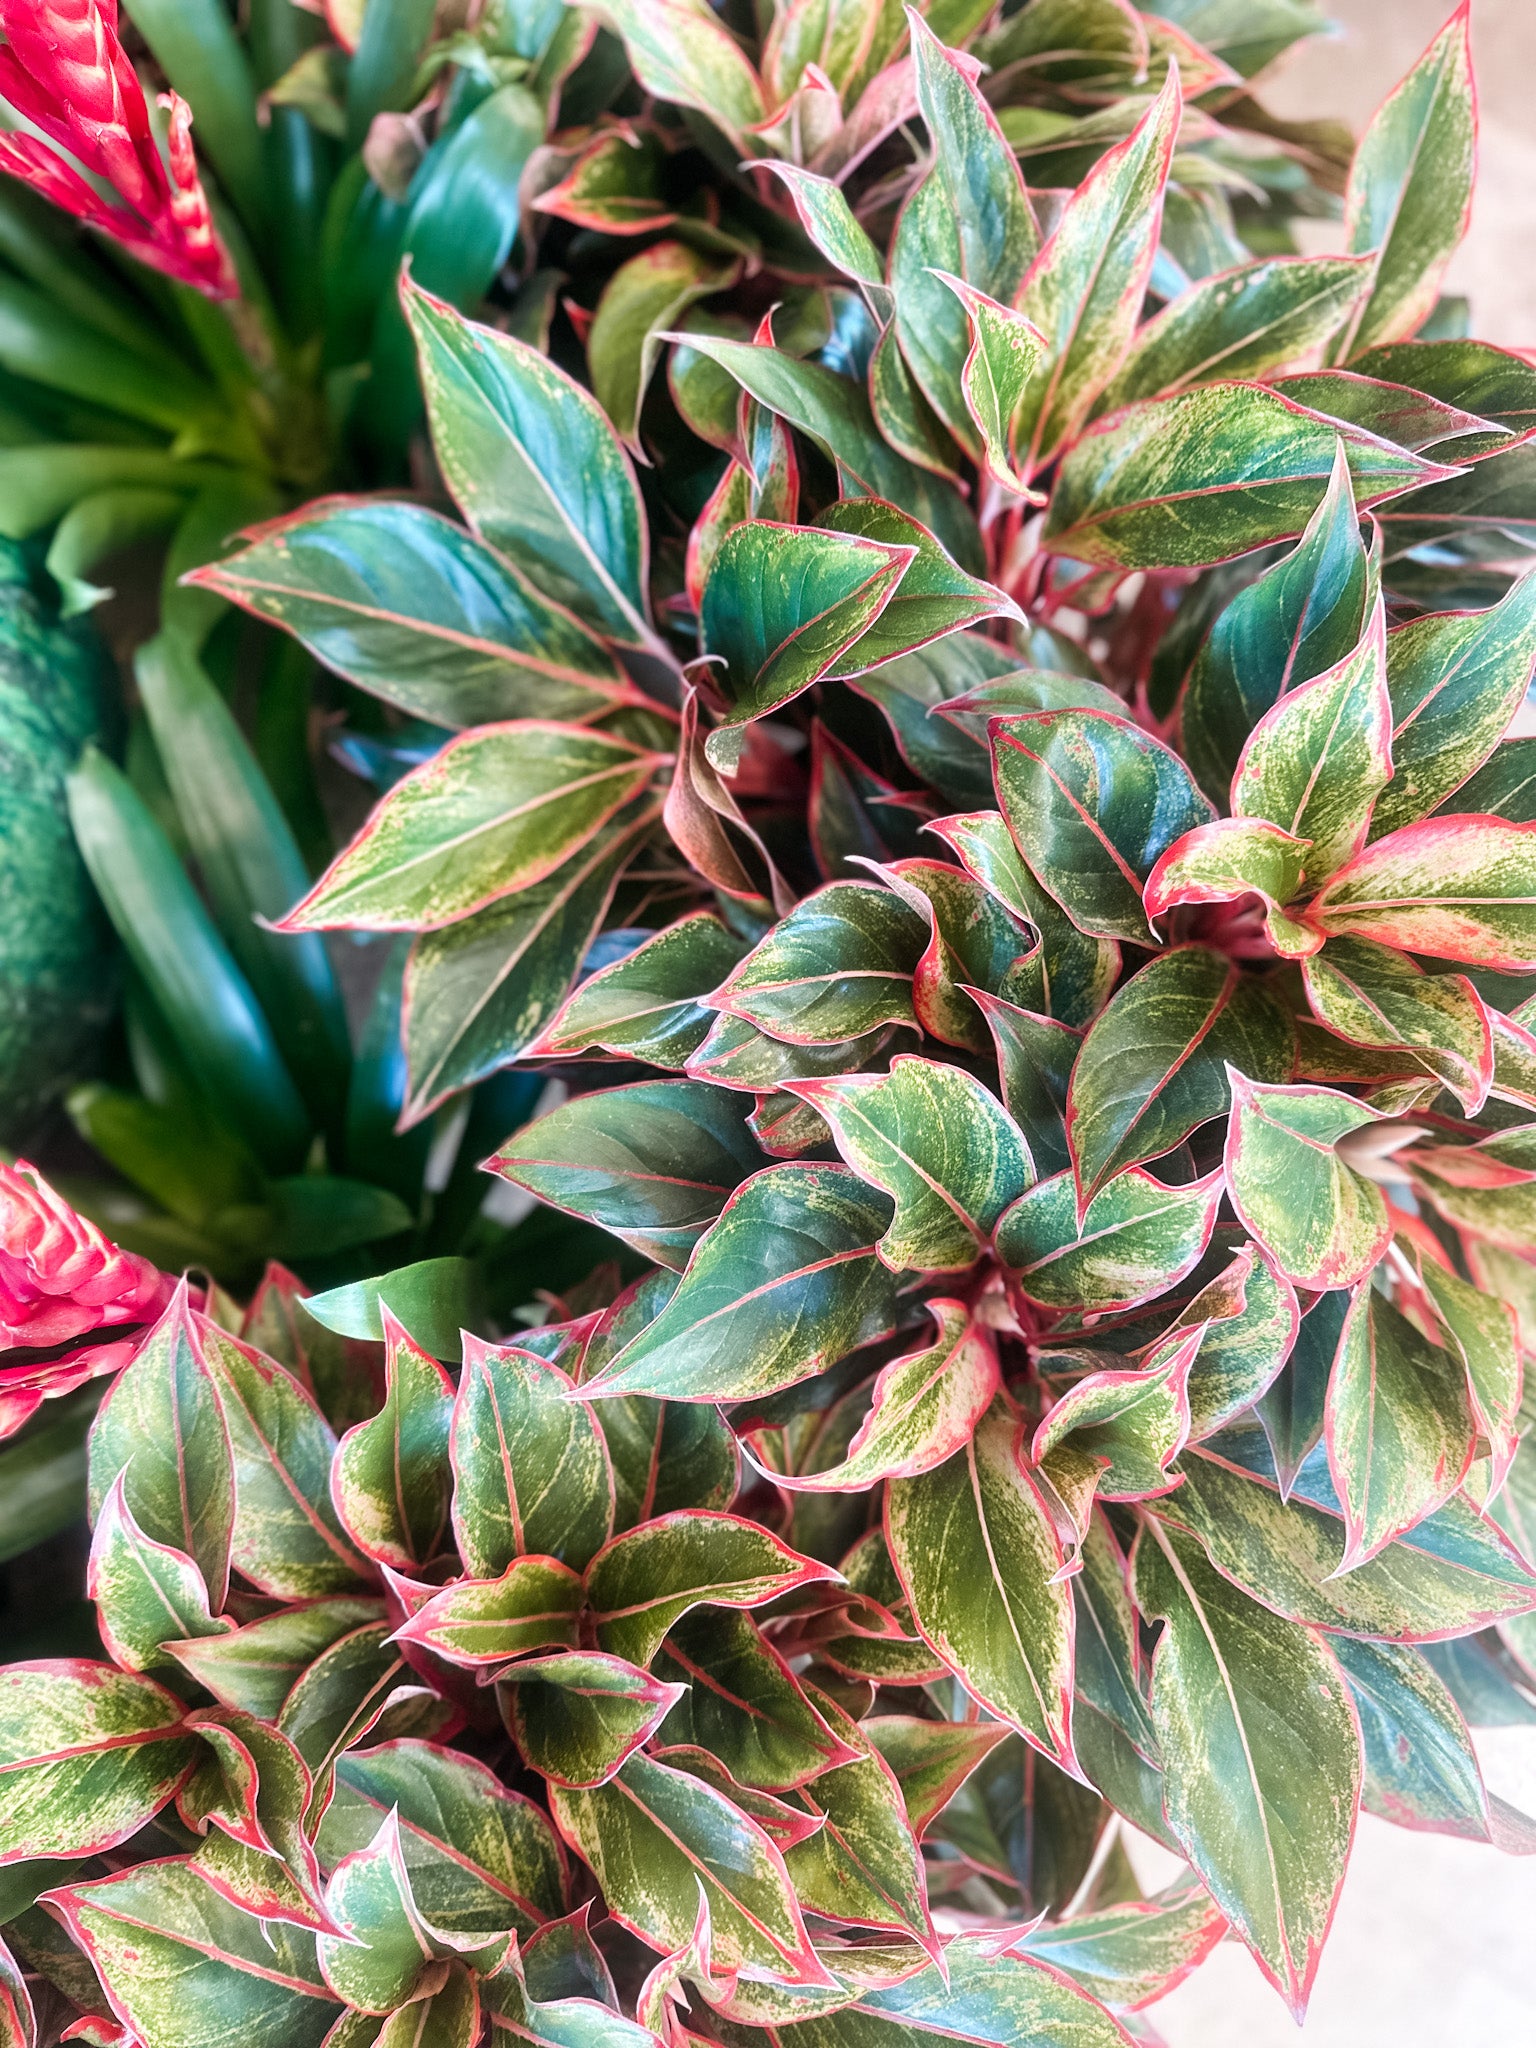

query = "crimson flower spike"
[0,0,237,297]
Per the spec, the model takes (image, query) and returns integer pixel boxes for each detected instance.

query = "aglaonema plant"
[5,2,1536,2044]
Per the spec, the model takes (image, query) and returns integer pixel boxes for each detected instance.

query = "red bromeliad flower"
[0,0,236,298]
[0,1159,173,1436]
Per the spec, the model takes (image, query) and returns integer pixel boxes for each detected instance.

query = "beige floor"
[1143,17,1536,2038]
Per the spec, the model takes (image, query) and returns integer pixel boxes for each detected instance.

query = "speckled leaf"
[1301,936,1492,1113]
[88,1289,234,1609]
[184,501,629,731]
[968,992,1078,1180]
[585,1511,837,1667]
[708,881,926,1044]
[1067,945,1295,1206]
[451,1338,614,1577]
[1180,444,1371,804]
[46,1862,337,2048]
[991,709,1215,948]
[1325,1282,1476,1572]
[280,723,663,934]
[1015,74,1180,475]
[1417,1256,1522,1493]
[181,1708,325,1928]
[317,1740,568,1940]
[931,274,1046,491]
[0,1663,196,1861]
[1157,1240,1300,1441]
[1144,818,1318,956]
[1223,1074,1391,1290]
[1133,1517,1360,2021]
[580,1164,895,1404]
[87,1475,232,1675]
[762,164,892,319]
[1042,382,1455,570]
[997,1167,1223,1314]
[502,1651,684,1790]
[1100,255,1375,414]
[816,499,1022,675]
[535,914,748,1067]
[331,1312,453,1571]
[403,279,651,647]
[701,523,911,769]
[548,1751,826,1984]
[489,1080,764,1270]
[1329,1634,1489,1841]
[862,1714,1010,1839]
[1338,5,1476,358]
[886,1398,1075,1767]
[1444,738,1536,823]
[199,1326,369,1599]
[167,1599,383,1720]
[590,0,767,153]
[878,856,1041,1052]
[589,241,737,451]
[1035,1334,1198,1501]
[1310,813,1536,969]
[317,1811,441,2012]
[789,1057,1030,1273]
[1370,571,1536,838]
[1230,601,1391,883]
[396,1559,583,1670]
[765,1299,1000,1493]
[654,1610,857,1791]
[1015,1881,1228,2012]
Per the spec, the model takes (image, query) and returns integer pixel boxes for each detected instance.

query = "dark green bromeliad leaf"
[1133,1518,1360,2020]
[1066,946,1294,1205]
[576,1164,896,1403]
[887,1399,1075,1767]
[489,1079,765,1269]
[992,709,1214,947]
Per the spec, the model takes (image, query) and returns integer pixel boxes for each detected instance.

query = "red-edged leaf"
[1307,814,1536,970]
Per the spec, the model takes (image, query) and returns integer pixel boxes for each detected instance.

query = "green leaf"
[1309,813,1536,970]
[398,1557,585,1669]
[709,881,927,1043]
[403,278,652,647]
[888,13,1039,452]
[585,1511,836,1667]
[997,1167,1223,1314]
[535,913,748,1067]
[450,1336,614,1577]
[1067,946,1295,1206]
[863,1713,1010,1839]
[1015,1880,1227,2011]
[490,1080,763,1270]
[168,1599,384,1720]
[302,1258,482,1364]
[1324,1283,1476,1571]
[875,855,1040,1051]
[0,1663,196,1860]
[1418,1255,1522,1489]
[579,1163,895,1404]
[969,992,1078,1179]
[762,1298,1000,1493]
[760,165,892,320]
[1042,381,1457,570]
[88,1290,235,1606]
[654,1610,858,1791]
[992,708,1215,948]
[1036,1333,1199,1500]
[1370,569,1536,838]
[589,241,737,450]
[182,1708,326,1930]
[780,1685,940,1960]
[317,1740,568,1940]
[1338,5,1476,357]
[1133,1517,1360,2020]
[1099,255,1375,413]
[931,274,1046,492]
[188,500,633,730]
[1301,936,1491,1112]
[588,0,767,153]
[317,1812,444,2011]
[1144,818,1319,956]
[48,1862,338,2048]
[790,1057,1029,1272]
[198,1324,369,1599]
[87,1475,232,1675]
[1332,1635,1490,1840]
[815,499,1023,673]
[331,1312,454,1570]
[550,1750,825,1982]
[281,723,663,933]
[1271,369,1498,452]
[503,1649,683,1794]
[1256,1290,1350,1498]
[1230,604,1391,882]
[401,806,654,1121]
[1180,442,1371,804]
[887,1398,1075,1767]
[1157,1239,1301,1442]
[1224,1075,1392,1290]
[701,522,913,768]
[1015,74,1180,475]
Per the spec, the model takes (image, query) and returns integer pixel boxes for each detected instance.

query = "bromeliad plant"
[7,1,1536,2044]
